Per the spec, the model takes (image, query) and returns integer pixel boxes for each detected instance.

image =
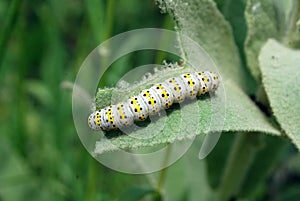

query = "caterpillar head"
[88,110,104,131]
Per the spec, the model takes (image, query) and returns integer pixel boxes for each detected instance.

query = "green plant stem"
[85,158,97,201]
[0,0,22,69]
[153,144,172,201]
[105,0,114,40]
[176,29,188,62]
[100,0,115,86]
[170,7,188,63]
[216,133,262,201]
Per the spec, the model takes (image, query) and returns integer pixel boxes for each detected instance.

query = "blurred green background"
[0,0,173,200]
[1,1,300,201]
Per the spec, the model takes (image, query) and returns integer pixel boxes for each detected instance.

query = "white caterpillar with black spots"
[88,71,219,131]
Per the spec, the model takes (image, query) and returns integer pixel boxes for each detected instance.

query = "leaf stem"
[154,144,172,200]
[105,0,115,40]
[168,6,188,63]
[85,158,97,201]
[216,133,263,201]
[176,28,188,63]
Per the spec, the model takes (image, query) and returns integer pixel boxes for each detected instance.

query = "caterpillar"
[88,71,219,131]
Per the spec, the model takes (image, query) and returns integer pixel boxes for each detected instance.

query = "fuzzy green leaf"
[92,0,282,154]
[214,0,248,55]
[94,78,280,154]
[157,0,255,93]
[244,0,278,81]
[259,39,300,150]
[244,0,295,81]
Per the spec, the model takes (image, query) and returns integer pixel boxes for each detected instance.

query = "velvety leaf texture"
[244,0,278,81]
[244,0,295,81]
[94,77,279,154]
[91,0,281,154]
[157,0,256,93]
[259,39,300,150]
